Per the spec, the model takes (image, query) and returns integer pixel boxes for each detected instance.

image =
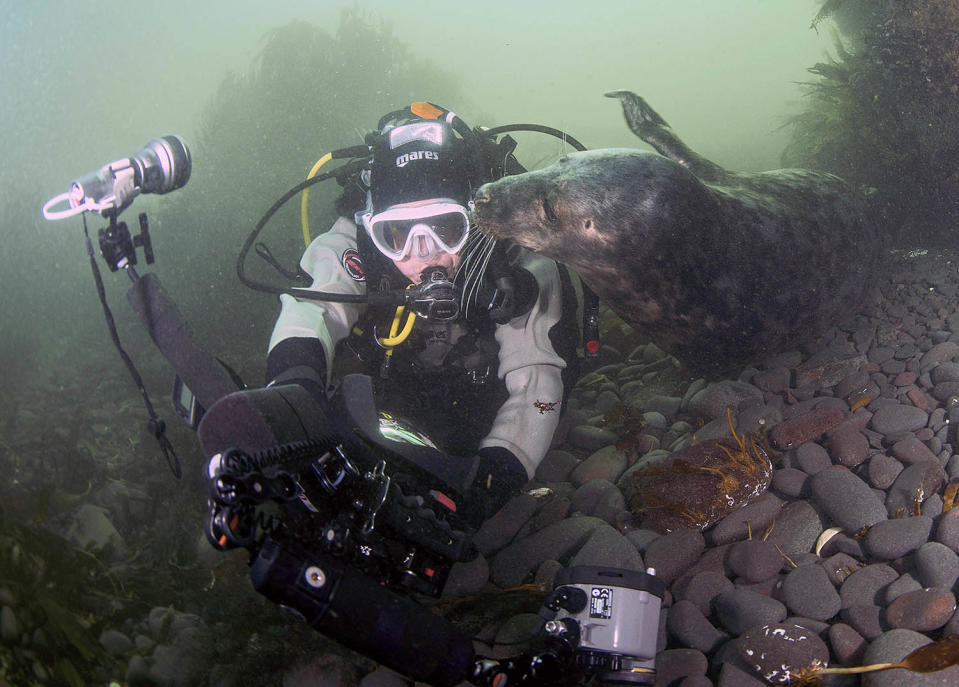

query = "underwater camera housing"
[543,567,665,685]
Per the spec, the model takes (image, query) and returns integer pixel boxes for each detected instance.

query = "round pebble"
[870,403,929,435]
[644,530,705,584]
[794,442,832,475]
[677,570,735,617]
[712,589,787,636]
[736,623,828,685]
[867,453,904,489]
[827,622,865,666]
[884,588,957,632]
[934,506,959,552]
[860,628,959,686]
[726,539,783,583]
[809,466,888,531]
[828,425,870,467]
[781,564,841,621]
[839,564,899,608]
[863,516,933,559]
[666,600,727,654]
[914,541,959,588]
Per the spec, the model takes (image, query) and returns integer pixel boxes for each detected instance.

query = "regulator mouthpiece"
[42,135,192,221]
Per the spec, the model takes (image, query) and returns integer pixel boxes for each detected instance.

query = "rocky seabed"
[65,249,959,686]
[397,248,959,687]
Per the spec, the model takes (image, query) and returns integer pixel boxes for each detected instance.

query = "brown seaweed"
[626,409,773,532]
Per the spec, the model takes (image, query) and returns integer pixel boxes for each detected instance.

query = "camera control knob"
[304,565,327,589]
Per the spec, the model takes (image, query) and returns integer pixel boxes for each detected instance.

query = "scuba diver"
[264,104,581,524]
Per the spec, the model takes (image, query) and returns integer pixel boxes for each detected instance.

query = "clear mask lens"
[364,202,470,260]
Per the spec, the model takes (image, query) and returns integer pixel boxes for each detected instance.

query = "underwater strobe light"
[544,566,665,685]
[43,136,191,220]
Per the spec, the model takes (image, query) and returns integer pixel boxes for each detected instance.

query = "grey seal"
[472,91,881,376]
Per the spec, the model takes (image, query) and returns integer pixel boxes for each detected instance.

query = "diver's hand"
[460,447,529,527]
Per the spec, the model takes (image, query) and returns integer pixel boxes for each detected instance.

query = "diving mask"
[362,200,471,260]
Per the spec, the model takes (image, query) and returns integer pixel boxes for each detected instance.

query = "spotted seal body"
[472,91,881,377]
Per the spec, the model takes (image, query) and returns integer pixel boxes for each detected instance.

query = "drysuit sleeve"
[267,216,367,388]
[481,253,568,478]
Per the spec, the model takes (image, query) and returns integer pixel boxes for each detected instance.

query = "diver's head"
[360,117,473,283]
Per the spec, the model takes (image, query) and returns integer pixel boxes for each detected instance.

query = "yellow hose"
[301,152,333,248]
[378,305,416,347]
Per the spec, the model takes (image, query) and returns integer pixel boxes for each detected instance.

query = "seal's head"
[471,148,711,275]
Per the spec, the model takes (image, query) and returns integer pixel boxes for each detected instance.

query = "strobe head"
[130,135,192,195]
[42,135,192,221]
[547,566,665,685]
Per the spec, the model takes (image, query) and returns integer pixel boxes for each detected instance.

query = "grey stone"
[809,466,887,531]
[861,629,959,686]
[490,516,606,587]
[915,541,959,588]
[863,516,933,560]
[568,522,644,571]
[782,564,841,621]
[712,589,787,636]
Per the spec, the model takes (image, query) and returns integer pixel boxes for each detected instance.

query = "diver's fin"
[605,90,730,184]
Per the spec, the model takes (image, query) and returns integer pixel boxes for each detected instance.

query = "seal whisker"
[464,236,495,317]
[456,231,495,317]
[461,233,497,318]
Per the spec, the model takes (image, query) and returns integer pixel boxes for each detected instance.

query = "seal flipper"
[605,90,730,184]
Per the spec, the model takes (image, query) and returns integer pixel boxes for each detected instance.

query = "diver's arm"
[267,216,366,390]
[482,254,567,478]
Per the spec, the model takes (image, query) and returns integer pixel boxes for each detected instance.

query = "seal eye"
[542,198,558,223]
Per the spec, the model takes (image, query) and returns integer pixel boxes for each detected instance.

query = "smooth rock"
[688,380,764,421]
[709,493,784,546]
[934,506,959,553]
[568,522,644,571]
[490,516,606,587]
[472,494,539,555]
[794,442,832,475]
[885,461,946,517]
[828,425,870,467]
[770,468,809,499]
[763,500,824,557]
[570,446,628,486]
[884,588,956,632]
[827,622,866,666]
[863,516,933,560]
[770,407,846,450]
[666,600,727,654]
[840,604,886,640]
[712,589,787,636]
[726,539,783,583]
[655,648,708,686]
[914,541,959,588]
[677,570,735,618]
[736,623,829,685]
[839,564,898,609]
[861,629,959,686]
[782,564,841,621]
[809,466,888,531]
[644,529,706,585]
[870,403,929,436]
[535,449,579,482]
[867,453,904,490]
[566,425,618,452]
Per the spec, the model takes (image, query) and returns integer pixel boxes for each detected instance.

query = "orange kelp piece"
[627,409,773,532]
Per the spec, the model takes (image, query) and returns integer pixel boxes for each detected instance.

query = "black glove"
[266,337,329,405]
[461,446,529,527]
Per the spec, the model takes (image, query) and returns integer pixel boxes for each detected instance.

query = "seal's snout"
[472,185,491,204]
